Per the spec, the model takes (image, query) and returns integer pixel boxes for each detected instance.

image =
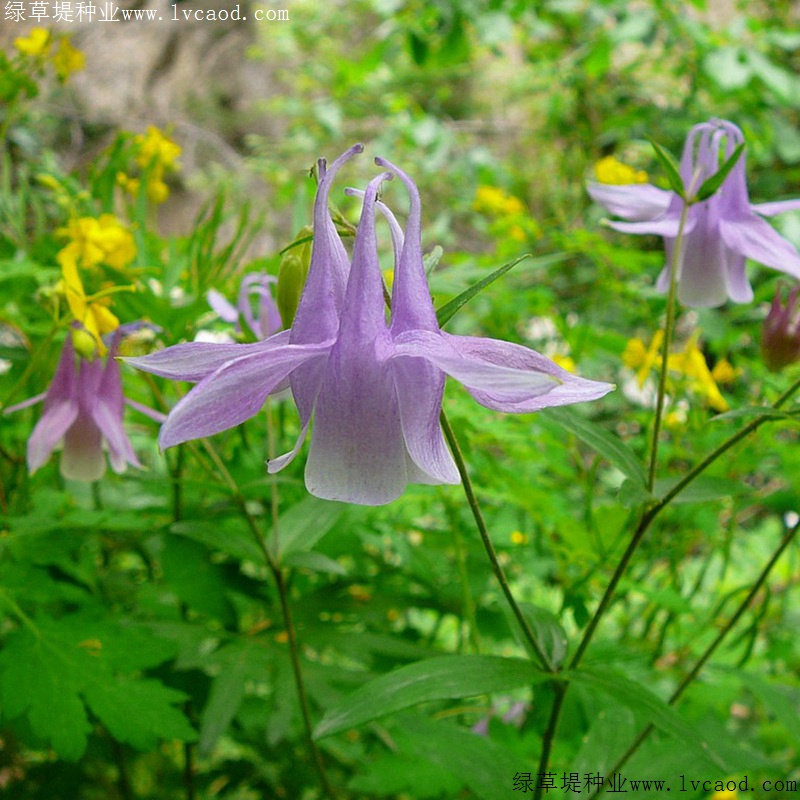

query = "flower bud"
[276,227,312,328]
[761,284,800,372]
[71,326,98,360]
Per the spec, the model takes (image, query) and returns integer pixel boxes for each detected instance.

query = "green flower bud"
[277,227,313,328]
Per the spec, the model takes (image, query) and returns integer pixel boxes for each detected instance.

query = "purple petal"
[719,213,800,279]
[305,344,408,505]
[752,198,800,217]
[393,330,614,413]
[159,341,332,449]
[27,400,79,473]
[586,182,672,221]
[290,145,363,430]
[3,392,46,415]
[375,157,439,333]
[61,412,105,481]
[675,218,731,308]
[207,289,239,323]
[267,420,310,473]
[391,357,459,484]
[124,331,290,382]
[607,212,689,238]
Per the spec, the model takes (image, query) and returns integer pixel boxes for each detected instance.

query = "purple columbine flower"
[4,331,164,481]
[588,119,800,307]
[207,273,282,340]
[761,283,800,372]
[126,147,613,505]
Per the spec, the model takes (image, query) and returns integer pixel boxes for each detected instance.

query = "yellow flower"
[594,155,648,186]
[711,358,741,385]
[134,126,181,172]
[624,332,732,412]
[59,260,120,356]
[710,791,738,800]
[510,530,529,545]
[668,333,729,413]
[52,37,85,81]
[131,126,181,202]
[552,354,576,373]
[473,185,525,217]
[57,214,137,272]
[14,28,51,57]
[623,332,664,388]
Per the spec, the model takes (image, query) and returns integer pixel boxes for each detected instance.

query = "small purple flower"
[207,273,282,340]
[762,284,800,372]
[127,147,613,505]
[588,119,800,307]
[4,332,164,481]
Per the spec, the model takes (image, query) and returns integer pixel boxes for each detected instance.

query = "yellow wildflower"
[14,28,51,57]
[132,126,181,203]
[552,354,576,373]
[594,155,648,186]
[711,358,741,384]
[134,126,181,171]
[382,268,394,290]
[710,791,738,800]
[668,333,729,413]
[59,260,120,357]
[622,331,664,388]
[57,214,137,272]
[624,332,733,412]
[473,185,525,217]
[510,531,529,545]
[52,37,85,81]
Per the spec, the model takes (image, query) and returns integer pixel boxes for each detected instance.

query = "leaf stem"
[440,410,554,672]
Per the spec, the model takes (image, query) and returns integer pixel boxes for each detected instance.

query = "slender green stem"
[590,519,800,796]
[440,410,554,672]
[647,201,690,492]
[533,682,568,800]
[197,437,336,798]
[537,366,800,786]
[273,565,337,799]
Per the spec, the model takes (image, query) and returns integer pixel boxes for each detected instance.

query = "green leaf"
[274,495,344,557]
[314,655,550,739]
[283,550,348,575]
[541,407,646,486]
[435,254,533,327]
[84,678,196,751]
[423,244,443,275]
[521,604,568,669]
[647,138,685,198]
[396,714,522,800]
[568,668,724,767]
[0,630,91,761]
[712,406,795,423]
[694,142,745,202]
[736,673,800,744]
[199,644,252,756]
[655,475,752,505]
[170,519,264,563]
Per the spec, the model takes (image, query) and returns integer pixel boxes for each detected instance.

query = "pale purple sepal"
[207,273,282,340]
[586,182,672,221]
[589,119,800,307]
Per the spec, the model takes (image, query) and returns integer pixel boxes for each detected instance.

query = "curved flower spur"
[126,147,613,505]
[588,119,800,307]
